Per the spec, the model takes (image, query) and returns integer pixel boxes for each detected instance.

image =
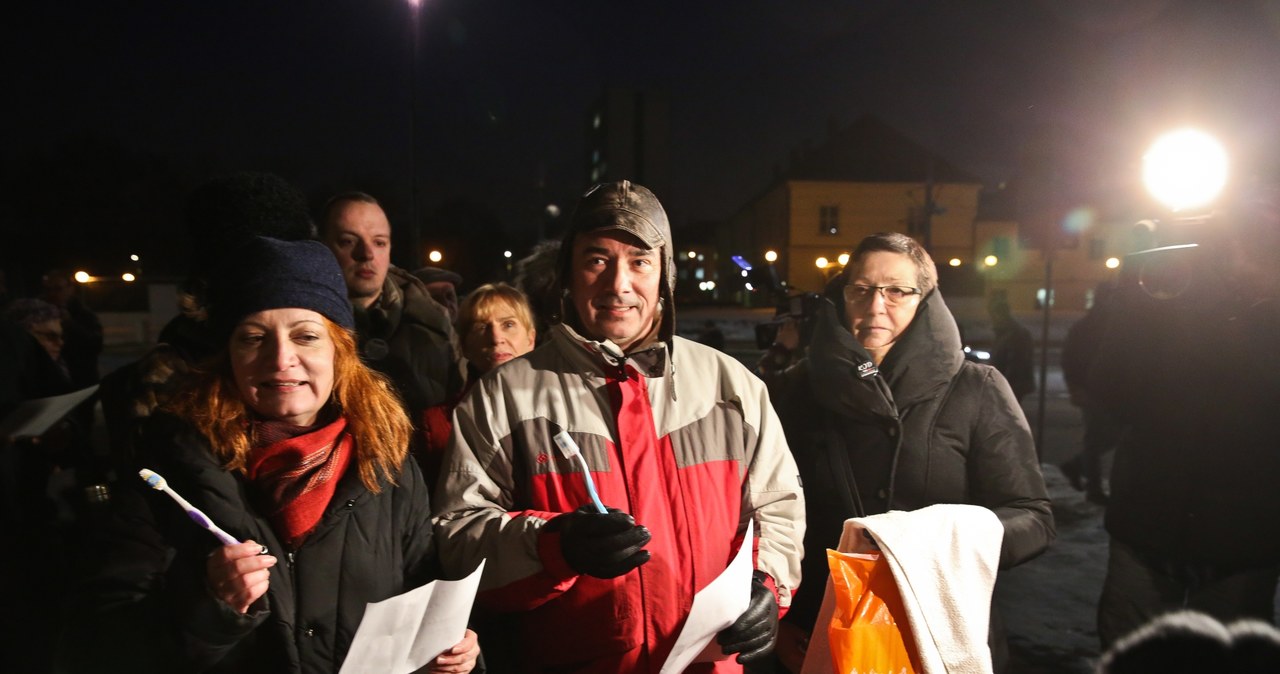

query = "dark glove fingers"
[595,549,651,578]
[580,525,650,558]
[575,510,639,535]
[731,633,776,665]
[718,616,777,661]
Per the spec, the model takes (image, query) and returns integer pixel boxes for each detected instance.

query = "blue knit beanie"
[209,236,355,339]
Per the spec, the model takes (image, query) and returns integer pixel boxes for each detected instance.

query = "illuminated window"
[819,205,839,235]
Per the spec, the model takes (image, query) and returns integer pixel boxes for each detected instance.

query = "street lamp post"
[407,0,423,268]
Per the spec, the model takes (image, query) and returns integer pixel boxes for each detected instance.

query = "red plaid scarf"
[245,416,353,549]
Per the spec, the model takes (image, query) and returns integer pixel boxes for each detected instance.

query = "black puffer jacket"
[355,267,460,413]
[66,413,438,674]
[776,291,1054,631]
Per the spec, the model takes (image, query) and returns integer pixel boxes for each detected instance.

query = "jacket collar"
[356,266,452,337]
[807,288,964,417]
[550,322,671,381]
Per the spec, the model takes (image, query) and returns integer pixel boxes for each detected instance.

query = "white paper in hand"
[660,520,755,674]
[340,559,485,674]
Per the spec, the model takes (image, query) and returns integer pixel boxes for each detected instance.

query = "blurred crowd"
[2,172,1277,674]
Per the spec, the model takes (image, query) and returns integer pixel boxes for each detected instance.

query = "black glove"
[545,505,651,579]
[717,570,779,664]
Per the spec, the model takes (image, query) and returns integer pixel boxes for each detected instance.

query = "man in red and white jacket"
[433,181,805,673]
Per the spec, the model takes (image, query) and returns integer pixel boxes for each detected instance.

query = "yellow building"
[720,116,984,298]
[719,116,1129,313]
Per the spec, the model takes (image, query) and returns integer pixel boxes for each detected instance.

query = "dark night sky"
[7,0,1280,277]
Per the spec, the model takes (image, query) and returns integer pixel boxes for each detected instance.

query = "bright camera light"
[1143,129,1228,211]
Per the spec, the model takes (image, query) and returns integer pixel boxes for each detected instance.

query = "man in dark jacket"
[1090,188,1280,648]
[987,297,1035,401]
[1060,282,1118,504]
[320,193,461,426]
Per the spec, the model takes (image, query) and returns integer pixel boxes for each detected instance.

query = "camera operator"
[755,292,822,390]
[1090,184,1280,647]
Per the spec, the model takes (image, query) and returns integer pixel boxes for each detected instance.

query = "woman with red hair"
[69,237,478,673]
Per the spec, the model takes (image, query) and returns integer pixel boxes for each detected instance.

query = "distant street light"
[687,251,697,259]
[983,255,999,267]
[122,273,136,282]
[1143,129,1228,212]
[130,254,140,262]
[428,250,443,263]
[948,257,962,267]
[503,250,513,259]
[1105,257,1121,269]
[764,250,778,263]
[74,271,90,283]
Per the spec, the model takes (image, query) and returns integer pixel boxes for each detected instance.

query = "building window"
[992,236,1012,259]
[819,205,839,235]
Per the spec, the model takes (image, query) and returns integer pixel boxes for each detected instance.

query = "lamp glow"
[837,253,850,266]
[74,271,91,283]
[121,273,136,282]
[1143,129,1228,211]
[984,255,999,267]
[815,257,829,269]
[1105,257,1121,269]
[428,250,443,263]
[949,258,962,267]
[764,250,778,263]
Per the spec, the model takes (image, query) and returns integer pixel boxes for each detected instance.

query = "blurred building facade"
[719,115,1132,313]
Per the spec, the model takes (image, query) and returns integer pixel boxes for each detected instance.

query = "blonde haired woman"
[420,282,536,485]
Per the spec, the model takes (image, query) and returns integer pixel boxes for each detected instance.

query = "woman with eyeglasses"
[771,232,1055,673]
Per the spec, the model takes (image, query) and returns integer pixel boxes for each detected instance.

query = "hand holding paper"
[339,560,485,674]
[659,520,756,674]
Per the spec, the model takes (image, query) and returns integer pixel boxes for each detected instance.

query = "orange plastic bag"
[826,549,922,674]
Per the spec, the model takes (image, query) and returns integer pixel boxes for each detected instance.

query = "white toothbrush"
[552,431,608,514]
[139,468,241,546]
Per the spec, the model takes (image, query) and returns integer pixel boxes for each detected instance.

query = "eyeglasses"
[843,284,922,305]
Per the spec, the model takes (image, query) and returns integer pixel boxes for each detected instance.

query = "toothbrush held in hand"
[138,468,241,546]
[552,431,608,514]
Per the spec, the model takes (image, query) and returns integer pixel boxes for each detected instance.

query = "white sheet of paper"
[0,384,98,440]
[339,559,485,674]
[660,520,754,674]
